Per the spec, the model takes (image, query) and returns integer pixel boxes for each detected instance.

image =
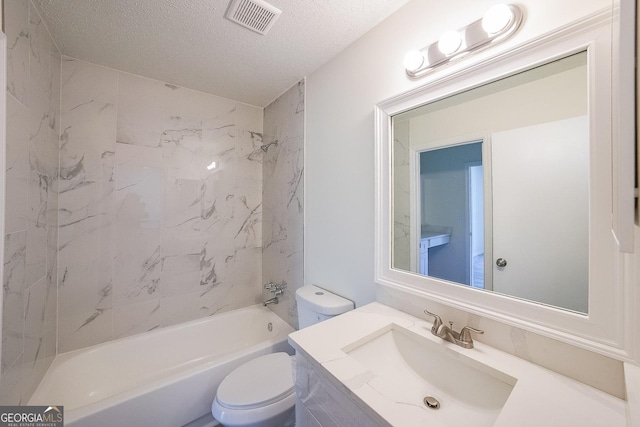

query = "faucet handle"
[274,283,286,295]
[265,282,286,295]
[423,310,443,333]
[459,326,484,343]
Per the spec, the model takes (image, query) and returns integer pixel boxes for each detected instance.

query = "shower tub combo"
[29,305,294,427]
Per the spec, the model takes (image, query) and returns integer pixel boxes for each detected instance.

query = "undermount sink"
[343,323,517,427]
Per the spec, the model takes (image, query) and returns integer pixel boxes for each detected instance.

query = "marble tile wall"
[58,58,264,352]
[262,80,305,328]
[392,119,410,271]
[1,0,61,404]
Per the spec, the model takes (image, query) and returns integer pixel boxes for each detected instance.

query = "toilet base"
[211,392,295,427]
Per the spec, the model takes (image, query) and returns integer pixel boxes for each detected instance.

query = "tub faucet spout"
[264,296,279,306]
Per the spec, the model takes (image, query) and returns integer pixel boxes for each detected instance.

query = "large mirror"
[392,52,589,314]
[375,11,634,361]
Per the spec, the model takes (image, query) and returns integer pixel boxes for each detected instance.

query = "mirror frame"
[374,9,636,362]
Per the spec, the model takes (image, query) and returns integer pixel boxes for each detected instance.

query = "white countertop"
[421,232,450,239]
[288,302,627,427]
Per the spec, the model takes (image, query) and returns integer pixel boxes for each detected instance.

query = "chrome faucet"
[263,282,286,306]
[264,296,279,306]
[264,282,286,296]
[424,310,484,349]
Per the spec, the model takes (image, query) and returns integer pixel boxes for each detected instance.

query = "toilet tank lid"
[295,285,354,315]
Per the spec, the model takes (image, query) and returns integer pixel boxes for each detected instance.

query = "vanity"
[289,303,628,427]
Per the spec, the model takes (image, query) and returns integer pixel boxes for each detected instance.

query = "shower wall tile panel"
[262,80,305,328]
[58,58,264,352]
[57,57,118,351]
[1,0,60,405]
[5,0,30,106]
[392,120,410,271]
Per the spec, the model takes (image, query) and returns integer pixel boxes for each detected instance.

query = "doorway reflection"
[418,142,483,288]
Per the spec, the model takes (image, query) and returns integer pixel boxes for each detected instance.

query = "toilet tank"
[295,285,354,329]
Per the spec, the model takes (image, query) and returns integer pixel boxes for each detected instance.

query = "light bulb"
[438,31,462,55]
[403,50,425,72]
[482,4,513,35]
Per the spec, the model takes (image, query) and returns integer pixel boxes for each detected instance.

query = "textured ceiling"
[35,0,411,107]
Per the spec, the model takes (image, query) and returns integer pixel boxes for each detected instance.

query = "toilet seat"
[216,352,294,409]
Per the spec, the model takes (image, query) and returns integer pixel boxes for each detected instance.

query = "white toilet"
[211,285,354,427]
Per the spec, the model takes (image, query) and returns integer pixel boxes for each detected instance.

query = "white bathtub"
[29,305,294,427]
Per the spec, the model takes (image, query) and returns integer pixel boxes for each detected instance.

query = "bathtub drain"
[268,322,273,332]
[423,396,440,409]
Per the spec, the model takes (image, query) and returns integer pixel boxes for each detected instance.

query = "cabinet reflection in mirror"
[392,51,588,314]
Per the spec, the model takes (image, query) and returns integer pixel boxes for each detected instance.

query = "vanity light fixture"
[438,30,463,56]
[403,50,425,73]
[404,4,523,78]
[482,4,515,34]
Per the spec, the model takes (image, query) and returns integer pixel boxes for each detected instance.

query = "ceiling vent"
[225,0,282,35]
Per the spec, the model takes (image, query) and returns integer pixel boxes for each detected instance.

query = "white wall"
[305,0,611,307]
[407,61,587,148]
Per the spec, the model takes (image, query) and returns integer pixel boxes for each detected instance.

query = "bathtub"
[28,305,294,427]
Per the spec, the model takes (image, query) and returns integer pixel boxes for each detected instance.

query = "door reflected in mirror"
[392,51,589,314]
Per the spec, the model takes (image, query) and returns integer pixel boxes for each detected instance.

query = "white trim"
[482,136,493,292]
[375,9,636,362]
[611,0,636,253]
[408,135,417,272]
[466,160,483,288]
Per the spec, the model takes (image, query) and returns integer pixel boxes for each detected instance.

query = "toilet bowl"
[211,285,354,426]
[211,352,295,427]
